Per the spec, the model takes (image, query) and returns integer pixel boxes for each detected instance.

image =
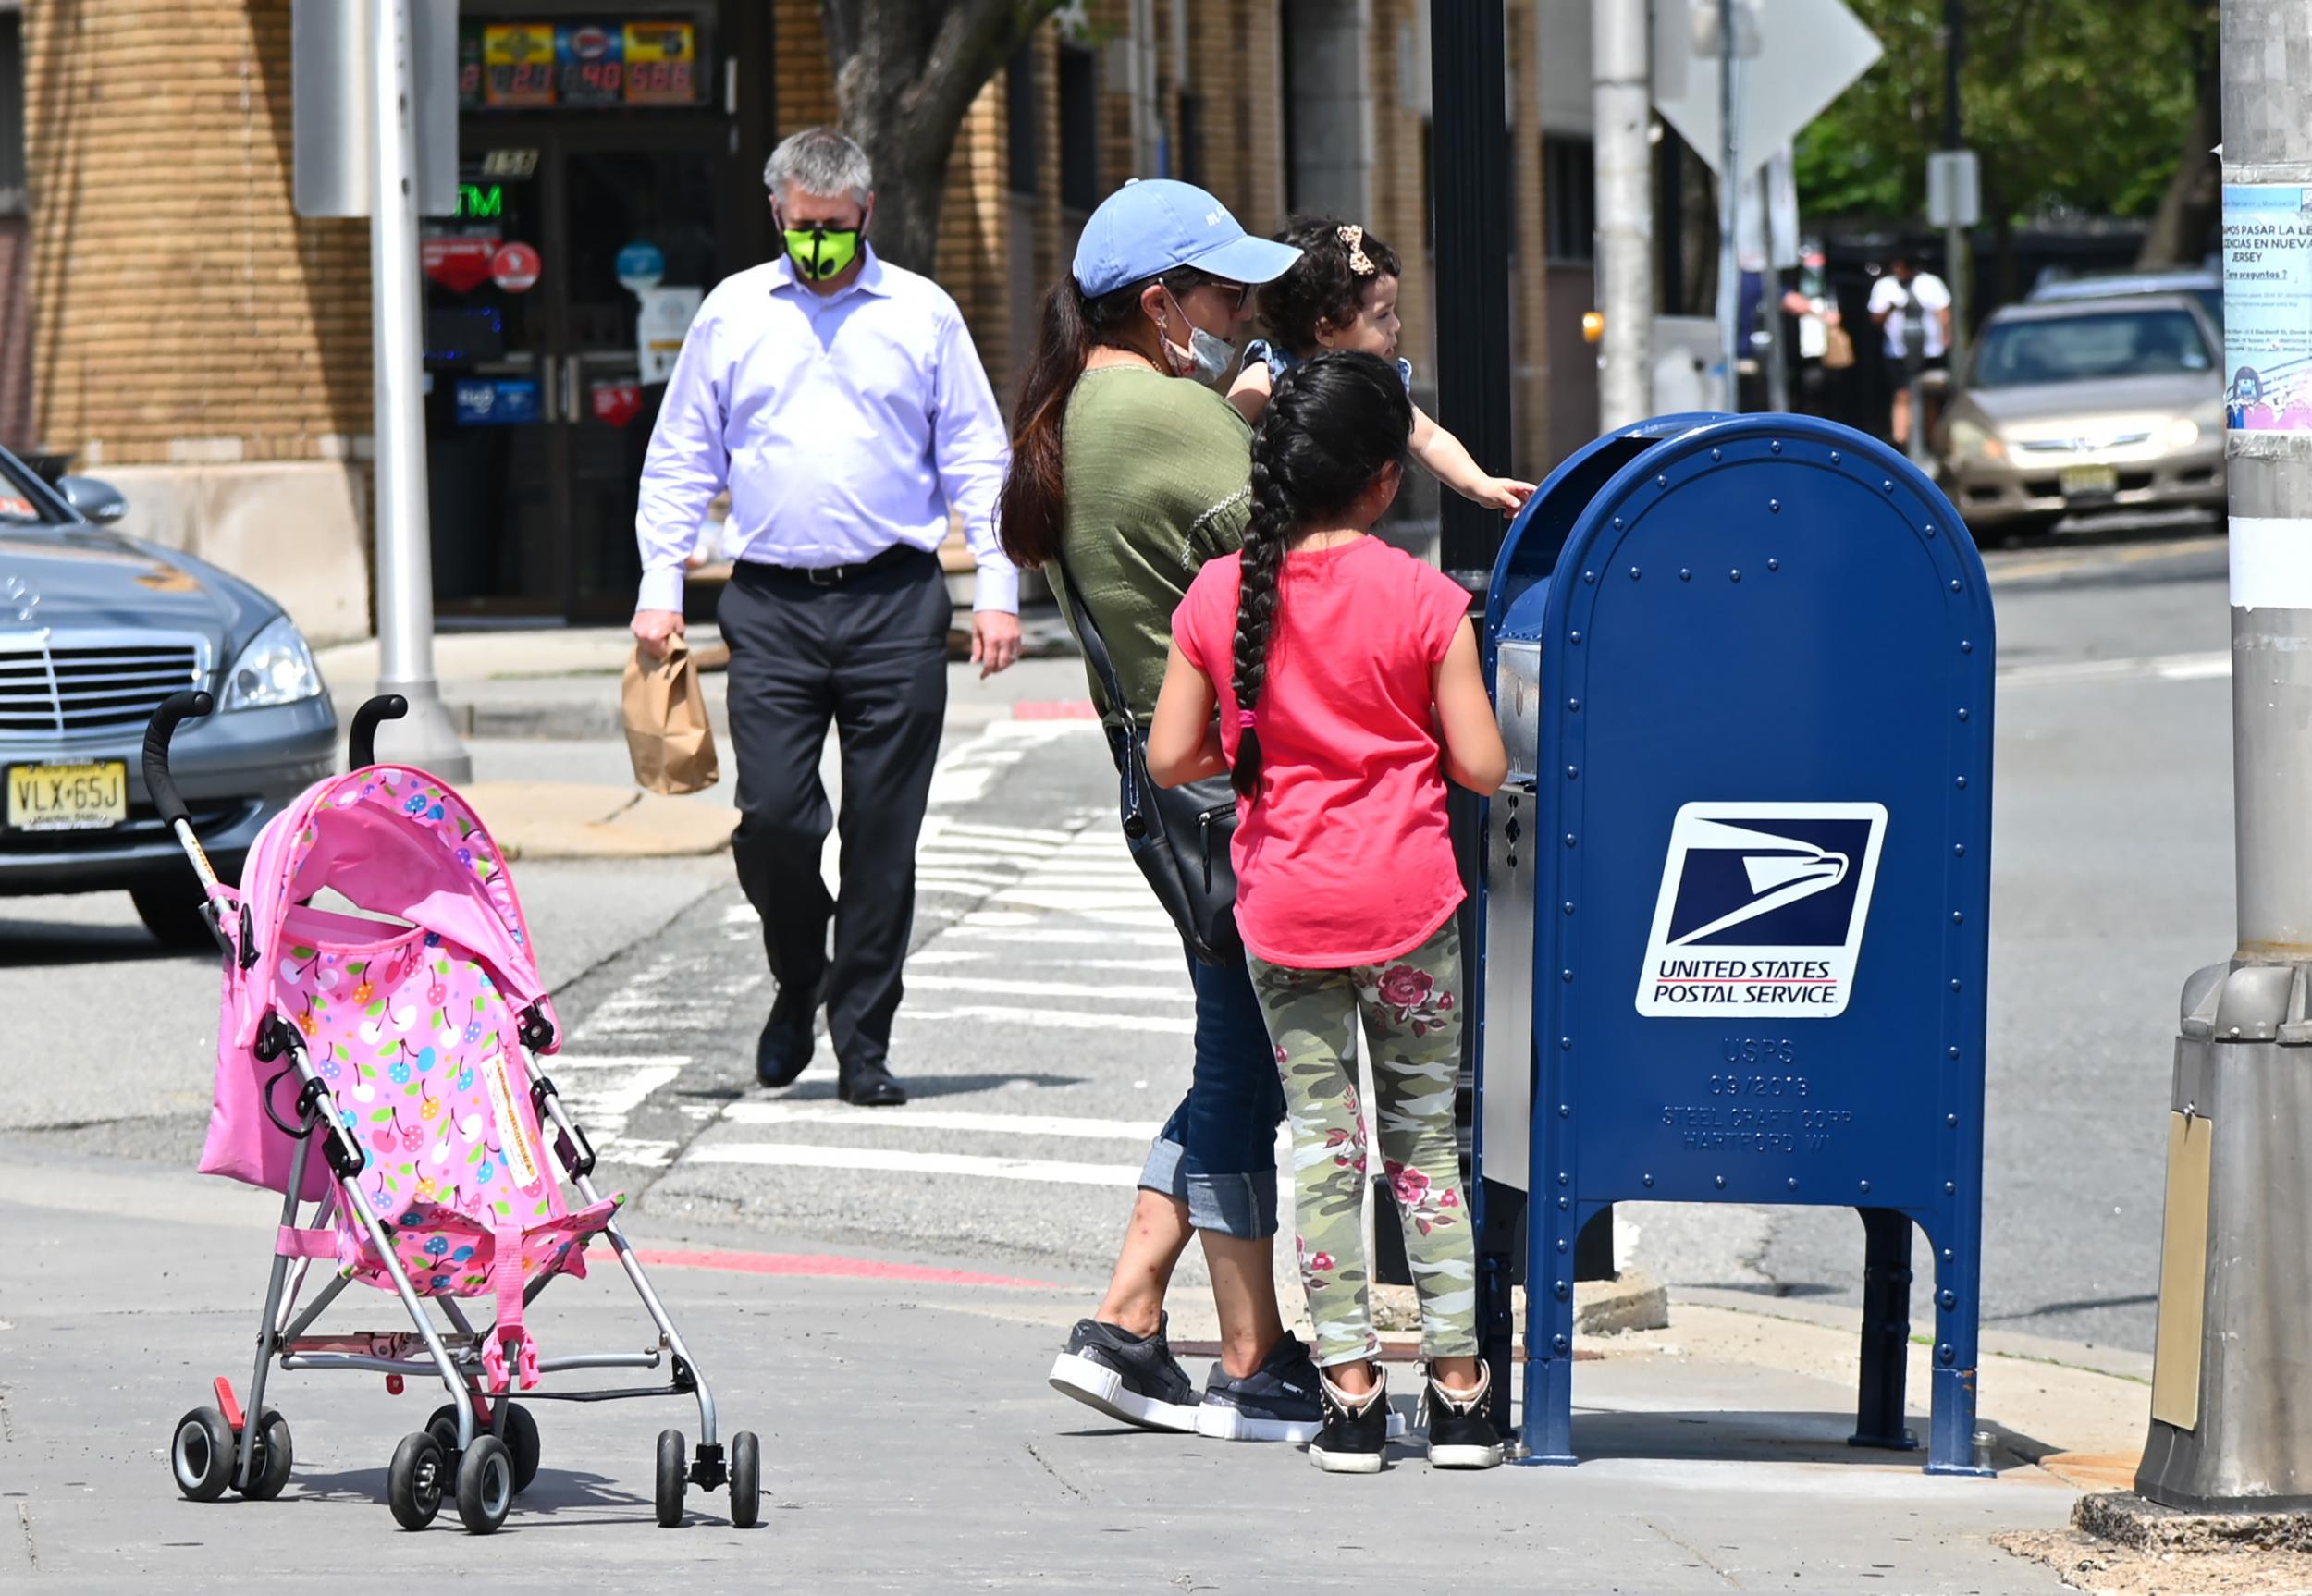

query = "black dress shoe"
[838,1062,907,1107]
[755,987,819,1089]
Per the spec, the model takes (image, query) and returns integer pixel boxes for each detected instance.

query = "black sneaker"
[1048,1316,1201,1433]
[1195,1332,1326,1443]
[1421,1365,1506,1469]
[1308,1365,1390,1475]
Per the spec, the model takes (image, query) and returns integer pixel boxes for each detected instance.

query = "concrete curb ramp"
[463,780,738,860]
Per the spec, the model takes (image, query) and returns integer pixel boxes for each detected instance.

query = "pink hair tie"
[1236,710,1258,731]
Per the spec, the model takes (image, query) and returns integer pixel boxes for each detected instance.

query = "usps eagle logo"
[1634,802,1888,1018]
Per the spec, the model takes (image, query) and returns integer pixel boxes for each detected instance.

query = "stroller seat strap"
[480,1221,540,1393]
[275,1225,339,1261]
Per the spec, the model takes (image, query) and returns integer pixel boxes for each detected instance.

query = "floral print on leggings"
[1250,918,1479,1368]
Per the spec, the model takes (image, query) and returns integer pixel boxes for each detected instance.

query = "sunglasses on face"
[1167,276,1253,315]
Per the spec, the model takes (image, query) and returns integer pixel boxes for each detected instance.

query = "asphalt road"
[0,524,2239,1357]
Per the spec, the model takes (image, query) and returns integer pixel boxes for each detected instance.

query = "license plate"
[6,761,129,832]
[2060,464,2119,497]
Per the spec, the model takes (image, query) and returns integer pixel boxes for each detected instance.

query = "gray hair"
[764,128,873,206]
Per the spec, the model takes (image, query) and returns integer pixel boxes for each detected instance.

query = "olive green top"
[1051,364,1254,733]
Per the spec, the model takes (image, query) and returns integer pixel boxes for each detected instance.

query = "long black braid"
[1230,350,1415,800]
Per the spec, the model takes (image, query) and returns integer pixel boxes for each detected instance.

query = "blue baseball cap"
[1072,179,1302,298]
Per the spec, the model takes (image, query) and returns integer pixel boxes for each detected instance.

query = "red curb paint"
[1010,700,1099,720]
[633,1247,1060,1289]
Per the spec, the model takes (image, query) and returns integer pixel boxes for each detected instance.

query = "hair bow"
[1337,224,1376,277]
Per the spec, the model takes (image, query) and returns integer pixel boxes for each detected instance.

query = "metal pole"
[1763,159,1789,413]
[1433,0,1542,1294]
[369,0,469,780]
[1716,0,1740,411]
[1940,0,1970,382]
[2135,0,2312,1515]
[1593,0,1653,430]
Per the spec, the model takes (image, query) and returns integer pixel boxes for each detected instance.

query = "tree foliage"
[1793,0,2208,231]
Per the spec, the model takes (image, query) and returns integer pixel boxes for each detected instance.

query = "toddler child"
[1228,218,1533,516]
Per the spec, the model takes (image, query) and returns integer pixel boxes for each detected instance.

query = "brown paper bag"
[621,636,720,795]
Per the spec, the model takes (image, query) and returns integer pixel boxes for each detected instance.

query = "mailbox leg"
[1924,1204,1991,1477]
[1851,1207,1920,1452]
[1517,1199,1583,1466]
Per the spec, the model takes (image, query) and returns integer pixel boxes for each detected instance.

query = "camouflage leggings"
[1248,918,1479,1368]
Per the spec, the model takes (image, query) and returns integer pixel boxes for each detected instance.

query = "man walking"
[1868,252,1953,449]
[632,127,1020,1107]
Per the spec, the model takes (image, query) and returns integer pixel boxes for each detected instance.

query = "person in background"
[1227,218,1532,516]
[1869,253,1952,449]
[1148,351,1510,1474]
[630,127,1021,1108]
[1000,179,1329,1445]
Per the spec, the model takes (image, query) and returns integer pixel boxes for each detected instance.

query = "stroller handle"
[350,694,409,770]
[143,689,215,831]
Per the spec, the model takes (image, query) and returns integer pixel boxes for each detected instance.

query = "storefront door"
[422,8,766,621]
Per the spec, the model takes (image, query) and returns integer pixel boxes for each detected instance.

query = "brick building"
[1,0,1601,638]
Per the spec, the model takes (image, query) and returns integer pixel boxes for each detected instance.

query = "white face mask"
[1160,290,1238,387]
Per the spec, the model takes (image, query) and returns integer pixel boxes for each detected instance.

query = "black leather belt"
[736,544,931,586]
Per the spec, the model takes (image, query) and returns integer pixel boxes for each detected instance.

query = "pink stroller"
[149,691,757,1533]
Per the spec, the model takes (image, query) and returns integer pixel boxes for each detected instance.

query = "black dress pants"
[716,549,948,1072]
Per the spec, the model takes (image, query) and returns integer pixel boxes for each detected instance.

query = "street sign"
[1651,0,1883,176]
[1475,411,1994,1475]
[292,0,459,218]
[1928,150,1982,229]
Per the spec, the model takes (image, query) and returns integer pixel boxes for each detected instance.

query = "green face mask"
[782,223,863,281]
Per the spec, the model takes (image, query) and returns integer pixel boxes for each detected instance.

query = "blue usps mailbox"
[1474,412,1994,1475]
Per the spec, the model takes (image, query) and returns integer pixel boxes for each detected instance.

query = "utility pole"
[1593,0,1653,430]
[1941,0,1970,378]
[2135,0,2312,1516]
[367,0,469,780]
[1716,0,1741,410]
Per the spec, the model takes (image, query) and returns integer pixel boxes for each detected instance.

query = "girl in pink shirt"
[1147,350,1510,1474]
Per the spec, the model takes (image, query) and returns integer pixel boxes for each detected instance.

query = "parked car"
[0,445,337,945]
[1938,294,2225,539]
[2027,265,2223,331]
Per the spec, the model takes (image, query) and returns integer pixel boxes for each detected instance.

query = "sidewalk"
[1,1137,2134,1592]
[314,619,1093,862]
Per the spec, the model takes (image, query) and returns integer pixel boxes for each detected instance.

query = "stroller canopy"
[227,766,555,1050]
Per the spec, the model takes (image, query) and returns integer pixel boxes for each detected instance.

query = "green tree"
[817,1,1071,274]
[1794,0,2204,246]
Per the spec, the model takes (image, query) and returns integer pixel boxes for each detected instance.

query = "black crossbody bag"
[1051,559,1242,965]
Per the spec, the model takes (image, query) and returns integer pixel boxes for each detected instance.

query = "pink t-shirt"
[1173,536,1472,969]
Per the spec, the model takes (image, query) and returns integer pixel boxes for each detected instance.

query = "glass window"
[1972,309,2213,389]
[1057,43,1097,213]
[1006,43,1039,199]
[1544,137,1595,263]
[0,10,23,215]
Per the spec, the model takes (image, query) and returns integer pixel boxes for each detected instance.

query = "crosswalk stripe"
[898,1004,1198,1035]
[903,975,1190,1001]
[684,1141,1138,1185]
[720,1104,1164,1139]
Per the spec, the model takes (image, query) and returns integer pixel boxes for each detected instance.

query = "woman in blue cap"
[1000,180,1333,1446]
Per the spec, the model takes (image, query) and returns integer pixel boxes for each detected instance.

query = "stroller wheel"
[502,1402,541,1494]
[424,1402,467,1462]
[170,1406,237,1502]
[387,1431,448,1530]
[455,1435,514,1535]
[654,1428,686,1528]
[236,1410,294,1501]
[729,1431,761,1528]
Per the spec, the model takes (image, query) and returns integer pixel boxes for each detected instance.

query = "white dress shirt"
[633,247,1017,614]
